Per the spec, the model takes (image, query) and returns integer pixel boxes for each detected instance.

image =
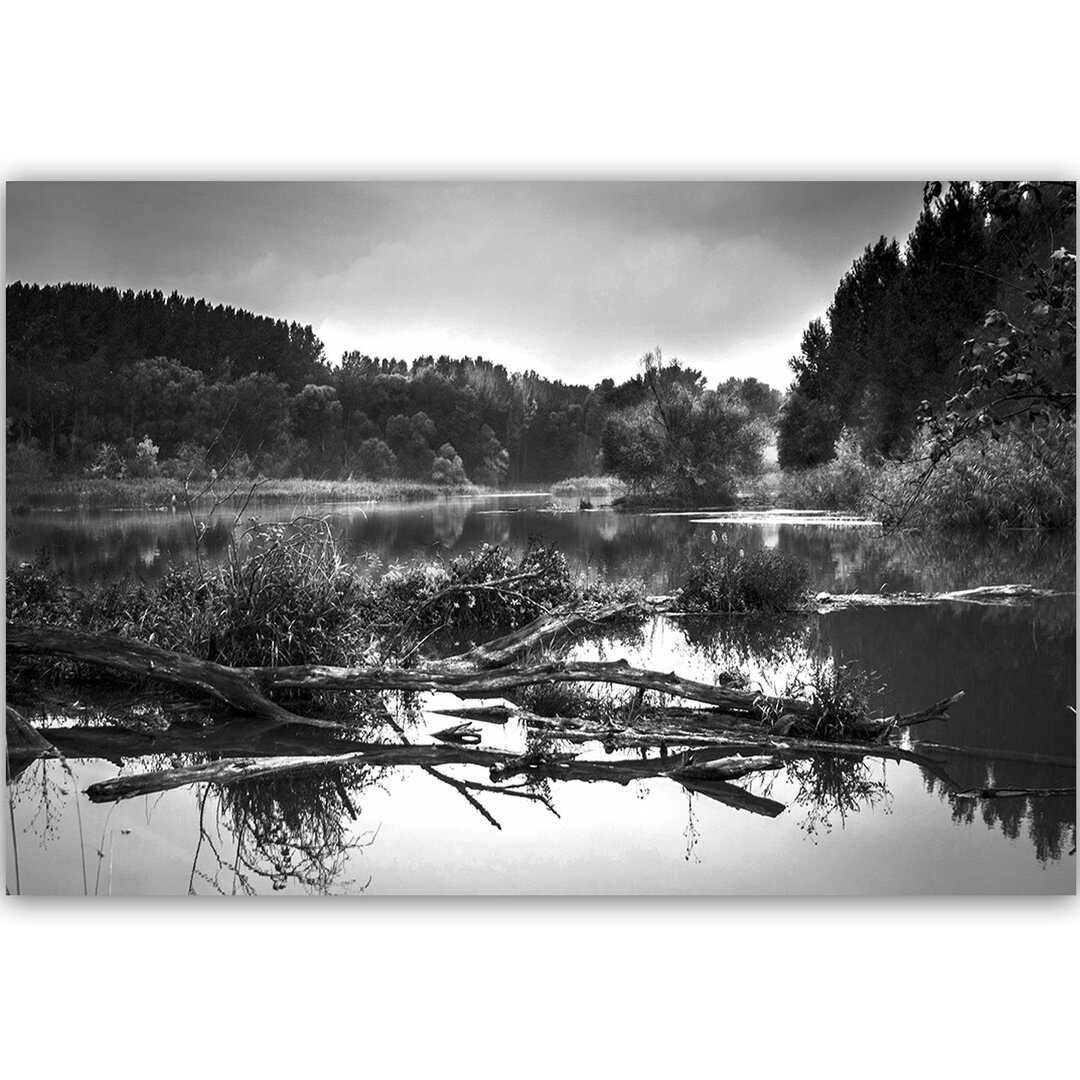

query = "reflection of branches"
[673,612,811,673]
[683,789,701,864]
[190,764,381,895]
[785,754,891,840]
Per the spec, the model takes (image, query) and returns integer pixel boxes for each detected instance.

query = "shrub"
[678,546,810,613]
[875,420,1075,529]
[779,430,875,512]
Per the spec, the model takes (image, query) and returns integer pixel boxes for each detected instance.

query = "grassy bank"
[779,422,1076,529]
[6,475,492,509]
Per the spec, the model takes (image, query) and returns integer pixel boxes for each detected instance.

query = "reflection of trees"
[776,524,1074,594]
[783,755,891,839]
[431,500,468,548]
[193,764,381,895]
[923,768,1076,866]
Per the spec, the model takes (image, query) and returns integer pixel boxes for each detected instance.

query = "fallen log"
[245,657,818,717]
[6,624,332,729]
[812,583,1071,613]
[82,743,776,803]
[7,622,964,745]
[21,708,960,794]
[459,599,661,667]
[675,777,787,817]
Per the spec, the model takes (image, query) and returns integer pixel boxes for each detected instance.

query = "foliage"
[550,475,628,498]
[780,181,1074,467]
[801,661,883,742]
[602,348,766,503]
[875,421,1075,529]
[7,283,787,488]
[778,430,875,511]
[903,182,1076,523]
[431,442,469,486]
[678,544,810,613]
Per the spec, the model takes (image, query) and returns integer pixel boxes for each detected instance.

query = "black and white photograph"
[5,179,1075,896]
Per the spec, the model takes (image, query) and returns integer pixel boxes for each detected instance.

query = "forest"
[6,280,780,490]
[778,181,1075,467]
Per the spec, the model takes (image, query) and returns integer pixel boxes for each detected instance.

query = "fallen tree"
[7,620,962,740]
[811,583,1072,613]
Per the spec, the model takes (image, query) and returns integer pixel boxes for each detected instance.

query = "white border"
[3,2,1078,1076]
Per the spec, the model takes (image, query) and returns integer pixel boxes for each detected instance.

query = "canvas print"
[4,180,1075,895]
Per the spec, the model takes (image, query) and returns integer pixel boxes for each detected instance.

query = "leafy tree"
[432,442,468,486]
[349,437,398,480]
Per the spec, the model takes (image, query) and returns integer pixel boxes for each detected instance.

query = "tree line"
[6,280,781,487]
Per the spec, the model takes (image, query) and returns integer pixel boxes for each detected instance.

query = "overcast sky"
[6,181,926,390]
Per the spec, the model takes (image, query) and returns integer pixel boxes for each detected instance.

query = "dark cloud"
[6,181,925,388]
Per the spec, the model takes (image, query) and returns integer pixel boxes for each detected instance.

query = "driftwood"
[5,620,805,721]
[812,583,1071,613]
[6,624,327,728]
[80,743,780,804]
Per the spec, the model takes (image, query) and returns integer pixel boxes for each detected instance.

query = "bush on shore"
[777,421,1075,530]
[874,421,1075,529]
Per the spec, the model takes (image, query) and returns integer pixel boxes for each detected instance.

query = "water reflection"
[200,767,381,895]
[8,496,1075,595]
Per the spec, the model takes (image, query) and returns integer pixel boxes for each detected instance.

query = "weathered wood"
[6,706,55,757]
[7,622,964,747]
[26,709,961,793]
[82,743,775,803]
[246,657,817,717]
[429,705,512,724]
[431,723,482,744]
[6,624,333,729]
[460,599,661,667]
[813,583,1071,612]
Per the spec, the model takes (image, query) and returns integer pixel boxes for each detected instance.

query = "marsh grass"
[777,660,884,742]
[6,528,649,693]
[777,421,1075,529]
[678,547,810,613]
[778,431,875,513]
[875,422,1076,529]
[6,475,489,510]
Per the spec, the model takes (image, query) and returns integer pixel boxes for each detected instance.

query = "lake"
[5,494,1076,894]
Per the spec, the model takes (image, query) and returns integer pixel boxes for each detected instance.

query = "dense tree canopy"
[7,281,780,487]
[778,181,1075,469]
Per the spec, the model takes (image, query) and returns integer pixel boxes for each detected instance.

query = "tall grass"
[777,421,1075,529]
[5,475,489,509]
[875,421,1076,529]
[778,431,875,512]
[6,530,648,677]
[678,547,810,613]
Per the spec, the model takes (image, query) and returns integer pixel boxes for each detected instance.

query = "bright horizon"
[6,181,927,391]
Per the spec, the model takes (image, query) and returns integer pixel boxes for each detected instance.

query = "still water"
[6,494,1076,894]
